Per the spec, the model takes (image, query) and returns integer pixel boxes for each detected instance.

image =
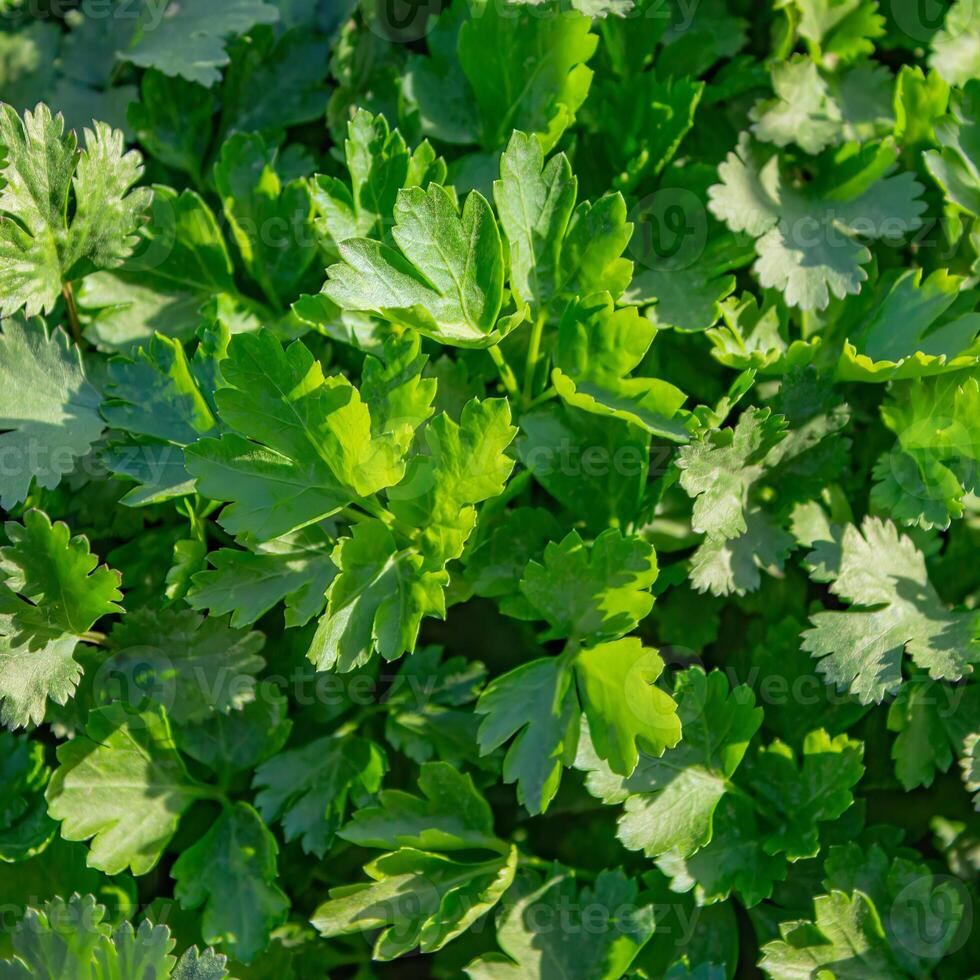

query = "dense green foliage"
[1,0,979,976]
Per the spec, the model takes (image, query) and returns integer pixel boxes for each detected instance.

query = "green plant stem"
[523,313,547,404]
[61,281,82,345]
[487,344,521,401]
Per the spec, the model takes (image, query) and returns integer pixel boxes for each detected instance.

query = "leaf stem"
[61,282,82,345]
[523,312,547,404]
[487,344,521,402]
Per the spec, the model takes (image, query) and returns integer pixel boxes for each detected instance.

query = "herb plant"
[0,0,979,977]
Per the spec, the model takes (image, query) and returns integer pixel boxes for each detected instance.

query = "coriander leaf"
[741,729,864,860]
[45,703,206,875]
[311,108,446,251]
[308,520,448,672]
[324,182,518,347]
[186,331,406,541]
[519,528,658,643]
[759,890,899,978]
[465,869,656,979]
[655,794,786,907]
[677,407,785,541]
[802,517,980,702]
[838,268,980,381]
[121,0,280,87]
[751,57,842,154]
[313,763,516,960]
[387,397,517,567]
[213,133,316,308]
[0,893,230,979]
[962,733,980,809]
[873,373,980,530]
[823,842,967,975]
[0,103,151,317]
[573,638,681,776]
[188,525,336,628]
[0,730,56,862]
[475,655,580,815]
[492,130,576,311]
[576,668,762,858]
[0,318,104,508]
[709,135,925,310]
[552,292,689,441]
[253,734,386,858]
[887,678,980,790]
[78,186,267,351]
[100,607,265,726]
[0,510,122,730]
[929,0,980,86]
[172,802,289,964]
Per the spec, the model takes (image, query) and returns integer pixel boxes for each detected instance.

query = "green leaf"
[253,734,386,858]
[517,402,650,532]
[120,0,280,87]
[219,26,332,138]
[576,668,762,858]
[476,655,579,815]
[872,372,980,529]
[78,186,265,351]
[654,794,786,907]
[837,269,980,381]
[552,292,688,440]
[311,107,446,250]
[308,519,448,672]
[172,802,289,965]
[0,102,151,317]
[0,510,122,730]
[0,318,104,508]
[185,331,407,541]
[324,183,510,346]
[188,526,336,628]
[962,732,980,809]
[313,762,516,960]
[887,678,980,790]
[464,869,656,980]
[519,528,658,643]
[46,703,206,875]
[822,842,967,974]
[741,729,864,860]
[127,70,216,184]
[492,131,576,311]
[384,646,489,769]
[213,133,316,308]
[0,730,56,862]
[100,607,266,726]
[802,517,980,703]
[709,135,926,310]
[760,890,898,978]
[751,57,842,154]
[387,397,517,567]
[929,0,980,86]
[409,0,597,153]
[0,893,229,979]
[100,332,219,474]
[340,761,503,852]
[924,81,980,218]
[574,638,681,777]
